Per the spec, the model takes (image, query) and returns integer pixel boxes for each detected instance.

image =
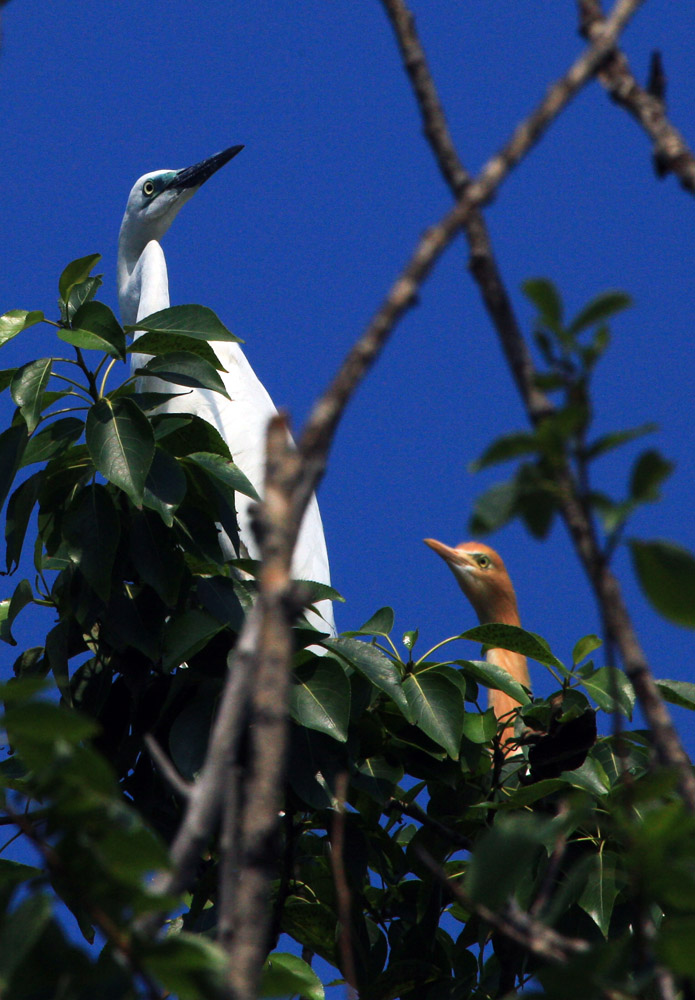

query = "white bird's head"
[118,145,244,262]
[423,538,520,625]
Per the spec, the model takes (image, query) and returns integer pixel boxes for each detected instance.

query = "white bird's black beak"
[168,145,244,191]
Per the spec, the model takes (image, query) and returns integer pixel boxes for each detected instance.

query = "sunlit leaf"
[342,606,395,638]
[129,330,225,369]
[126,304,241,342]
[457,659,531,705]
[462,708,497,744]
[290,658,350,742]
[0,309,44,348]
[656,678,695,711]
[135,351,229,397]
[260,952,324,1000]
[86,397,155,505]
[11,359,52,433]
[579,666,635,718]
[60,301,125,360]
[462,623,566,672]
[325,637,409,717]
[403,672,463,758]
[184,451,260,501]
[58,253,102,303]
[572,634,602,666]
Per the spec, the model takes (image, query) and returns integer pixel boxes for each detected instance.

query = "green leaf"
[342,606,394,638]
[130,509,184,606]
[184,451,260,501]
[126,304,241,343]
[63,484,120,601]
[0,424,29,513]
[579,666,635,718]
[169,692,216,781]
[64,274,103,322]
[469,480,517,535]
[402,629,418,651]
[522,277,563,332]
[572,634,602,666]
[0,368,18,392]
[629,538,695,628]
[11,359,52,433]
[462,623,566,672]
[0,579,33,645]
[352,756,404,804]
[60,301,126,360]
[656,679,695,711]
[5,471,42,572]
[153,412,231,458]
[142,447,188,525]
[629,449,674,503]
[260,952,324,1000]
[457,659,531,705]
[585,422,657,461]
[20,416,84,468]
[140,933,226,999]
[402,672,464,758]
[135,351,229,397]
[5,701,98,747]
[469,432,538,472]
[578,851,619,937]
[462,708,498,744]
[291,658,350,742]
[658,915,695,975]
[466,813,551,908]
[325,637,409,717]
[0,892,52,991]
[162,610,224,671]
[567,290,632,336]
[196,576,245,630]
[58,253,102,303]
[86,397,155,505]
[0,310,44,348]
[129,331,225,370]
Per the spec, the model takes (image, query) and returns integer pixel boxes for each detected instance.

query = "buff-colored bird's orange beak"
[423,538,475,568]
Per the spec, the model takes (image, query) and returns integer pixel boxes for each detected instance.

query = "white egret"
[117,146,335,637]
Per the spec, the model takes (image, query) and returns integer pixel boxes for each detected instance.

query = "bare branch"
[329,772,358,993]
[578,0,695,192]
[143,733,191,800]
[300,0,645,474]
[418,847,590,965]
[387,796,473,851]
[380,0,695,812]
[224,416,303,1000]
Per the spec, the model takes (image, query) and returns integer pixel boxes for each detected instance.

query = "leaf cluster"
[1,265,695,999]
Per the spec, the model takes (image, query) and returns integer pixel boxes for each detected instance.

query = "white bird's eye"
[142,180,155,197]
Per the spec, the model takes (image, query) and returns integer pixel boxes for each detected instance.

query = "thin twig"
[380,0,695,813]
[417,847,590,964]
[577,0,695,192]
[329,772,358,993]
[217,761,242,951]
[143,733,191,800]
[387,797,473,851]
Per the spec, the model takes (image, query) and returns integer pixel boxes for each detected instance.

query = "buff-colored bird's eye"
[143,180,155,197]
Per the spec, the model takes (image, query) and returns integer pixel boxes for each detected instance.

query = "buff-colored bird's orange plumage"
[424,539,530,754]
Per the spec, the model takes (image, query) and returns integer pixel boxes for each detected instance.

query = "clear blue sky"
[1,0,694,766]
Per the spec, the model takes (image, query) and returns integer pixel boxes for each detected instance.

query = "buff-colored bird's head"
[423,538,520,626]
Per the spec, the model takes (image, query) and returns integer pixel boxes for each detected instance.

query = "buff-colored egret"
[424,538,530,753]
[117,147,335,637]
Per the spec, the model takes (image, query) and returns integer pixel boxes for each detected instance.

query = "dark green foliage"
[0,263,693,999]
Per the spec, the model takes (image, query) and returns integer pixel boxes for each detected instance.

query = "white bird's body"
[117,148,335,637]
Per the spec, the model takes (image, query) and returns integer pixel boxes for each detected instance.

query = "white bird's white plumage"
[117,147,335,638]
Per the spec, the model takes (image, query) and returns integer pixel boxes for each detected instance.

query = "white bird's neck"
[118,218,170,327]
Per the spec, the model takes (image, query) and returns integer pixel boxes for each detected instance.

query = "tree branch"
[379,0,695,812]
[577,0,695,193]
